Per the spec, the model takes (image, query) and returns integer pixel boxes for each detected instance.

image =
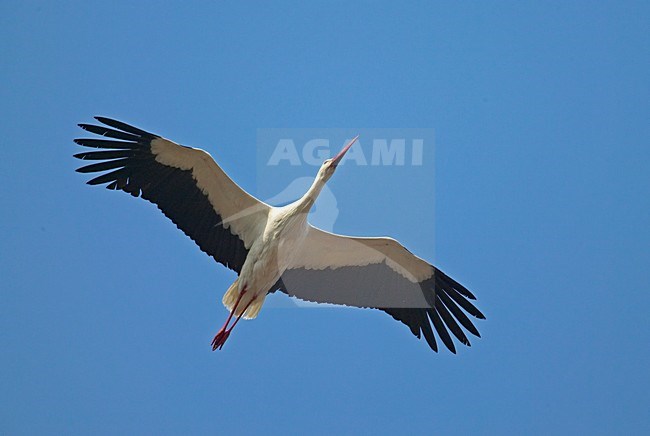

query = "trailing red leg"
[211,287,246,351]
[215,294,258,351]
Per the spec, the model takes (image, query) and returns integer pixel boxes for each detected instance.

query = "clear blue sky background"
[2,1,649,434]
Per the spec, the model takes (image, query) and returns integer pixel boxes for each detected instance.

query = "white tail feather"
[222,279,240,311]
[222,278,266,319]
[242,294,266,319]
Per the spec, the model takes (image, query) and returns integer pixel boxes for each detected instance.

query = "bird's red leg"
[216,295,257,351]
[211,288,246,351]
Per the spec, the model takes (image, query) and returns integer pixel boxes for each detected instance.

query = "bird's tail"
[242,294,266,319]
[222,279,241,312]
[222,278,266,320]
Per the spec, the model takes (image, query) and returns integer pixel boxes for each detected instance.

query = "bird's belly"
[239,242,281,296]
[239,231,306,295]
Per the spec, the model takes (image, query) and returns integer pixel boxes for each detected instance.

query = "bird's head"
[317,135,359,182]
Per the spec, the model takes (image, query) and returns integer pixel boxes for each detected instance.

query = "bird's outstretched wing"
[74,117,269,272]
[272,225,485,353]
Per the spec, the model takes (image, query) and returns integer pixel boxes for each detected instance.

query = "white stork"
[74,117,485,353]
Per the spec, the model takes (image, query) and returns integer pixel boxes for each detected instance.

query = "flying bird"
[74,117,485,353]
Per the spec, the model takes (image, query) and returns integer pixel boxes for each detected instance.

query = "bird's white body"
[226,202,311,319]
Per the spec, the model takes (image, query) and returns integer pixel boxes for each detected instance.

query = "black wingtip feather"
[78,123,142,142]
[76,158,131,174]
[74,150,137,161]
[439,279,486,320]
[85,168,130,185]
[438,290,481,338]
[417,311,438,352]
[428,309,456,353]
[436,269,477,300]
[74,138,137,150]
[436,295,471,346]
[94,116,155,138]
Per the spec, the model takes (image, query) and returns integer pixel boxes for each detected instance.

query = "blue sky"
[2,1,649,434]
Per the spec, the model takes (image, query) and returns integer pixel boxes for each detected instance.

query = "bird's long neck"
[295,174,327,214]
